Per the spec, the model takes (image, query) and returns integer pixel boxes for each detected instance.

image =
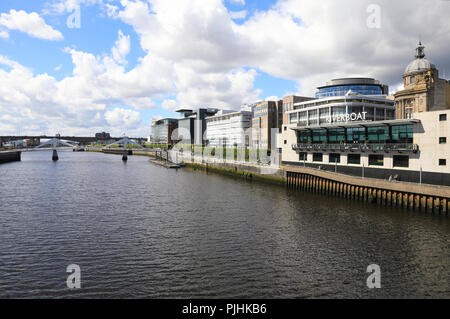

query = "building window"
[284,126,287,131]
[439,159,446,166]
[284,140,287,145]
[393,155,409,168]
[347,154,361,165]
[367,126,389,143]
[329,153,340,163]
[439,114,447,121]
[313,153,323,162]
[439,137,447,144]
[391,125,413,143]
[299,152,307,161]
[369,154,384,166]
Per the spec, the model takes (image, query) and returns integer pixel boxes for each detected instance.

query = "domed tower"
[395,42,450,119]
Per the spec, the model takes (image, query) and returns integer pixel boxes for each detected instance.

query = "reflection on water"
[0,151,448,298]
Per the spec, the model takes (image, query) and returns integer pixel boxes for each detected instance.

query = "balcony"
[292,143,419,153]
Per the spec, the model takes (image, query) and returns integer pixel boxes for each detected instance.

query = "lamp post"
[420,165,422,184]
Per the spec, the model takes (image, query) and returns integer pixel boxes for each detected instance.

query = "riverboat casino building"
[280,43,450,186]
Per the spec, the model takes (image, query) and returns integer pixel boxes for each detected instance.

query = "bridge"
[0,135,147,147]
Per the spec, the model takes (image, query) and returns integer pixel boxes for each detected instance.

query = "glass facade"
[315,85,383,98]
[151,119,178,144]
[296,125,414,145]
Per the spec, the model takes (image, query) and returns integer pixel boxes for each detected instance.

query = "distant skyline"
[1,0,450,137]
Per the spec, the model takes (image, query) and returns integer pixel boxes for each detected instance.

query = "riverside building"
[176,108,219,146]
[205,106,253,147]
[280,52,450,186]
[394,42,450,119]
[150,118,178,145]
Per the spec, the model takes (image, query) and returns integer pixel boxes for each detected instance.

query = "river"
[0,151,448,298]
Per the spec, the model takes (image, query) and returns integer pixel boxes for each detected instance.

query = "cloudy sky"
[1,0,450,137]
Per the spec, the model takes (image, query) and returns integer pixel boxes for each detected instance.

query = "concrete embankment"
[0,151,21,164]
[284,165,450,214]
[185,162,285,185]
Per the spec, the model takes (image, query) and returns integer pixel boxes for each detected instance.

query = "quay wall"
[185,162,285,185]
[0,151,21,164]
[284,165,450,214]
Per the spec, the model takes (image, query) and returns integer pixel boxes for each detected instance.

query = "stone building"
[395,42,450,119]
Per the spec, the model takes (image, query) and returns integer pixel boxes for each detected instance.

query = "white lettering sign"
[327,112,367,123]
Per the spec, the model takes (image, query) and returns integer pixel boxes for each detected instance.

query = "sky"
[1,0,450,137]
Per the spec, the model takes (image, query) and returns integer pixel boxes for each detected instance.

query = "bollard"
[52,149,59,161]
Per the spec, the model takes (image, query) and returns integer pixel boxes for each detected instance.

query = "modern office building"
[205,106,253,147]
[282,95,315,128]
[252,101,280,149]
[394,42,450,119]
[315,78,389,99]
[150,118,178,145]
[285,90,396,127]
[176,108,219,145]
[95,132,111,140]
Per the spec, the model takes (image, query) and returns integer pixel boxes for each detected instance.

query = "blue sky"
[1,0,450,136]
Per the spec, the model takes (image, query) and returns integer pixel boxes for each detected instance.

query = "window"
[347,127,365,143]
[393,155,409,168]
[439,137,447,144]
[328,128,345,143]
[284,126,287,131]
[369,154,384,166]
[299,152,307,161]
[284,140,287,145]
[297,130,312,144]
[313,153,323,162]
[312,129,327,144]
[347,154,361,165]
[439,159,446,166]
[439,114,447,121]
[329,153,340,163]
[391,125,413,143]
[368,126,389,143]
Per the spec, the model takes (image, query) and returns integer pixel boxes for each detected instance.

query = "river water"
[0,151,448,298]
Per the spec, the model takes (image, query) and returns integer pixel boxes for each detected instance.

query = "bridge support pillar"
[52,149,59,161]
[122,150,128,162]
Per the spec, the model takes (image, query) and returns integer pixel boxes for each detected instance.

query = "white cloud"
[0,10,63,40]
[54,64,63,71]
[46,0,103,14]
[105,107,141,128]
[0,30,9,39]
[111,30,130,64]
[265,96,279,102]
[229,10,247,20]
[227,0,245,5]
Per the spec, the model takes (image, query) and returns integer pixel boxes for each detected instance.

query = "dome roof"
[404,42,436,74]
[405,58,435,74]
